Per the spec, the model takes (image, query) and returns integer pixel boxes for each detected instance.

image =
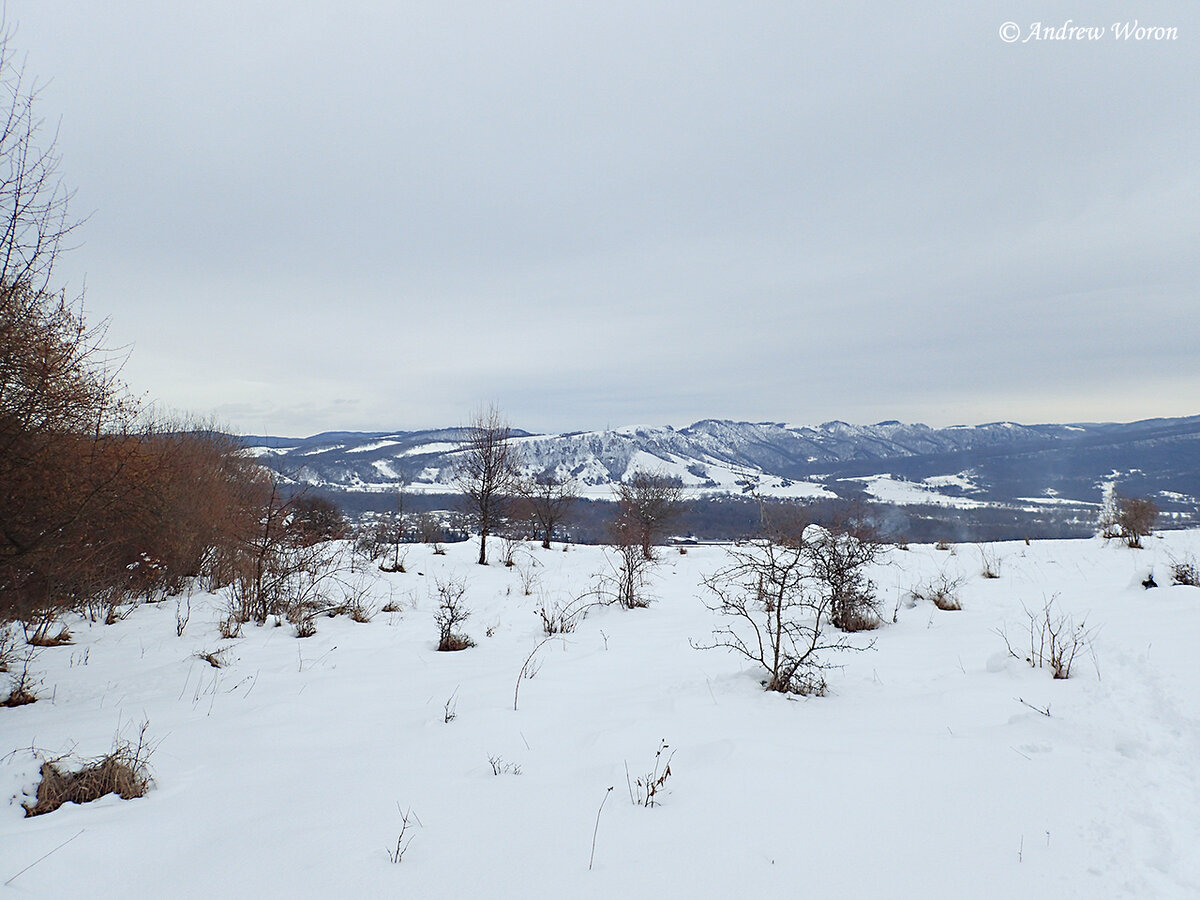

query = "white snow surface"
[346,439,403,454]
[4,532,1200,897]
[843,473,989,509]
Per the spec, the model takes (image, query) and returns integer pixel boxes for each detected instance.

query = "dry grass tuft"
[837,608,882,632]
[23,725,155,817]
[27,626,73,647]
[2,684,38,707]
[437,633,475,652]
[194,649,226,669]
[911,572,963,611]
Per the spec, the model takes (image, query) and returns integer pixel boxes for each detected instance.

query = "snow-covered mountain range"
[245,415,1200,522]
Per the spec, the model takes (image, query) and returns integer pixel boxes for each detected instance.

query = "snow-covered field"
[4,532,1200,898]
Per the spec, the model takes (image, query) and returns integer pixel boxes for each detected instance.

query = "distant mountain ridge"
[244,415,1200,523]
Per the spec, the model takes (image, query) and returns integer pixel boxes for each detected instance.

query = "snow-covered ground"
[4,531,1200,898]
[841,473,990,509]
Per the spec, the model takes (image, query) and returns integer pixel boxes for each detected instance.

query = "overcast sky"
[10,2,1199,436]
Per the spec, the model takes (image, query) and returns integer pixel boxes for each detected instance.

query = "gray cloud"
[12,0,1199,435]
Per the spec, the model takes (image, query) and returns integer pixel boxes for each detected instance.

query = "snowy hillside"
[4,531,1200,897]
[244,415,1200,521]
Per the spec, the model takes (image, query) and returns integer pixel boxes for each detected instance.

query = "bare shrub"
[434,576,473,651]
[978,544,1001,579]
[516,560,540,596]
[1171,556,1199,587]
[2,649,40,706]
[224,490,351,627]
[23,722,155,817]
[804,511,886,631]
[626,740,674,808]
[293,614,317,638]
[998,596,1094,679]
[911,572,963,611]
[536,593,596,635]
[488,755,522,776]
[82,588,135,626]
[513,636,553,710]
[218,613,243,640]
[1117,496,1158,549]
[693,513,868,695]
[603,511,659,609]
[378,545,408,574]
[386,805,417,864]
[497,528,529,568]
[346,596,376,623]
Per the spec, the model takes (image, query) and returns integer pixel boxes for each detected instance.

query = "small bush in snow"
[602,513,659,609]
[2,649,40,707]
[488,755,522,775]
[343,593,376,623]
[536,593,595,635]
[998,596,1094,679]
[1116,495,1158,549]
[218,613,243,640]
[386,806,417,864]
[910,572,963,611]
[516,560,540,596]
[804,514,886,632]
[978,544,1001,579]
[293,614,317,638]
[434,576,473,651]
[626,739,674,807]
[694,510,867,695]
[1171,556,1199,587]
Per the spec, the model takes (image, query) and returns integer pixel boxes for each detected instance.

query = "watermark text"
[999,19,1179,43]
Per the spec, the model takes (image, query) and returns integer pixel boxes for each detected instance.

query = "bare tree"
[518,468,578,549]
[0,24,132,624]
[454,406,519,565]
[605,510,657,609]
[614,470,688,560]
[0,25,77,297]
[378,477,409,572]
[1116,495,1158,549]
